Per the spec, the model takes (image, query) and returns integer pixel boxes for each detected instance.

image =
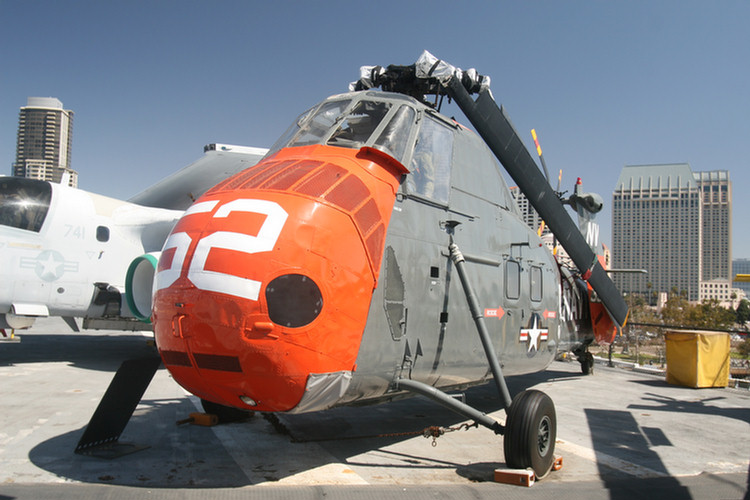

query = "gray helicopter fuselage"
[328,93,567,405]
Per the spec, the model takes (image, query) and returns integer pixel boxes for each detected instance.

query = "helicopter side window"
[373,105,415,164]
[505,260,521,300]
[328,101,391,148]
[530,266,543,302]
[0,177,52,232]
[407,115,453,205]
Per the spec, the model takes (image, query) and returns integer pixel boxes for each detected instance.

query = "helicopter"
[102,51,629,479]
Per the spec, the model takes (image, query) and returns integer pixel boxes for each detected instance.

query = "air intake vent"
[194,353,243,373]
[294,164,347,198]
[160,350,191,367]
[324,175,370,212]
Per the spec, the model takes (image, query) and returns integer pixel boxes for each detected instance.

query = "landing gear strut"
[394,238,557,479]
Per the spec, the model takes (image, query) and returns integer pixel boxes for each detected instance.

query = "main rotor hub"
[349,50,491,109]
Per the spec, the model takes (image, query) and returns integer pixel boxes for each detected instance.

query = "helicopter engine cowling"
[0,313,37,330]
[125,252,160,322]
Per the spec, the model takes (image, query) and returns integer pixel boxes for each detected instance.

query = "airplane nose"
[152,146,404,412]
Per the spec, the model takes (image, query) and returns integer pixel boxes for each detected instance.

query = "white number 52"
[155,199,288,301]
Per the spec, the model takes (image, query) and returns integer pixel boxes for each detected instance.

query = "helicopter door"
[389,115,456,384]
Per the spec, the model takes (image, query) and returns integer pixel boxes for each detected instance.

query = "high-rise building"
[612,163,731,303]
[509,186,546,234]
[695,171,731,282]
[13,97,77,187]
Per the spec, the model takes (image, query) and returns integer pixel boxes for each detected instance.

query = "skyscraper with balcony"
[12,97,77,187]
[612,164,731,303]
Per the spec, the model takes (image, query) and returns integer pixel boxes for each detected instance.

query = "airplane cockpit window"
[406,115,453,205]
[0,177,51,232]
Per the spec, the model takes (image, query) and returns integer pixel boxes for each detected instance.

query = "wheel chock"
[0,329,20,343]
[493,468,535,487]
[177,412,219,427]
[494,456,563,486]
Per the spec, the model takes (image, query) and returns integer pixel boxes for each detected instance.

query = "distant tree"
[738,337,750,358]
[686,299,735,330]
[628,299,660,324]
[661,293,690,327]
[660,296,734,331]
[737,299,750,328]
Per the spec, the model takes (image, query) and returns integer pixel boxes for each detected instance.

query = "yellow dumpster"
[665,330,730,388]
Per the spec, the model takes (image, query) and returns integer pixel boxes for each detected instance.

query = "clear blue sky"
[1,1,748,257]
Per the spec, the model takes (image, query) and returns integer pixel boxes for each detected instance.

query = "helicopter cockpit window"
[288,99,353,148]
[266,96,417,166]
[373,105,415,162]
[0,177,52,232]
[406,115,453,205]
[266,105,316,157]
[328,101,391,148]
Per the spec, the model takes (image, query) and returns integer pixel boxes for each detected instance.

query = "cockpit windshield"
[266,95,417,165]
[0,177,52,232]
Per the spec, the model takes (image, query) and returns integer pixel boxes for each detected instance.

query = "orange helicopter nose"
[152,146,405,412]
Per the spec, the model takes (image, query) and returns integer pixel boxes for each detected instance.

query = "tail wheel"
[581,351,594,375]
[503,390,557,478]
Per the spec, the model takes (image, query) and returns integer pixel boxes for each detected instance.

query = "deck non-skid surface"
[1,319,748,499]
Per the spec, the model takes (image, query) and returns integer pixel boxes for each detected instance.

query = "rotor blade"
[445,76,629,327]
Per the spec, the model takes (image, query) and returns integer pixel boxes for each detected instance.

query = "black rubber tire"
[503,390,557,478]
[581,351,594,375]
[200,399,254,423]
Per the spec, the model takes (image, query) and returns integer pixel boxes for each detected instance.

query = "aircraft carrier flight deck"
[1,319,748,500]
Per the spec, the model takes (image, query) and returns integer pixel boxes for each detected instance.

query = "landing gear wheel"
[503,390,557,478]
[200,399,254,423]
[580,351,594,375]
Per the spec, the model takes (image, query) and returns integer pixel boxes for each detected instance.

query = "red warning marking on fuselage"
[484,306,505,320]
